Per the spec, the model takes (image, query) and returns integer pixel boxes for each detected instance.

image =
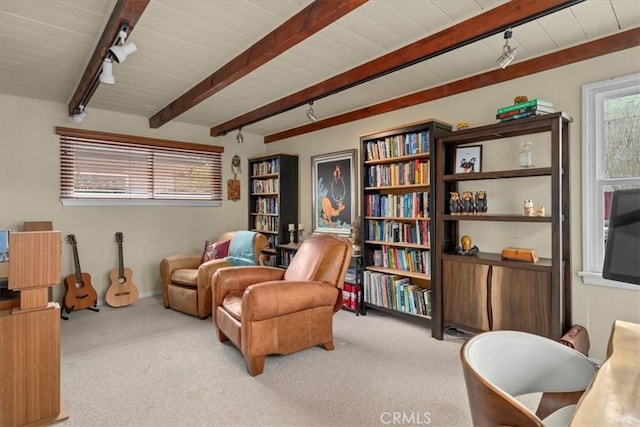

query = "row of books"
[251,159,280,176]
[253,216,278,233]
[344,266,358,284]
[253,197,278,214]
[371,246,431,275]
[364,192,429,218]
[363,271,432,316]
[496,99,555,123]
[365,159,430,187]
[364,130,430,161]
[342,282,359,311]
[366,219,430,246]
[259,253,276,267]
[251,178,279,194]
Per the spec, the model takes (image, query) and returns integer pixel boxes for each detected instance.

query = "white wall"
[1,48,638,359]
[264,48,640,360]
[0,95,265,303]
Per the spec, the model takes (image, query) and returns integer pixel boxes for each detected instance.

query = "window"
[56,127,224,206]
[579,73,640,289]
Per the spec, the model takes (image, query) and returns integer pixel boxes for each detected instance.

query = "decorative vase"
[518,142,534,168]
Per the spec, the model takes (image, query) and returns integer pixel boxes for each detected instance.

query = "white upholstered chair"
[460,330,597,426]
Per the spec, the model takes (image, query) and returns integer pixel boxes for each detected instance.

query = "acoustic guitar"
[105,232,139,307]
[63,234,99,312]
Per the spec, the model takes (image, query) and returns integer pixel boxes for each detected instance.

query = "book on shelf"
[497,107,555,123]
[496,104,555,120]
[496,98,554,115]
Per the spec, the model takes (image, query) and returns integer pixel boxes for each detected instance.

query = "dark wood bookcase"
[360,119,452,322]
[432,112,572,340]
[248,153,298,265]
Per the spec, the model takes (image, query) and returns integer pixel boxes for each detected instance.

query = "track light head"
[306,101,317,122]
[236,128,244,144]
[496,28,518,69]
[108,42,137,63]
[72,105,88,124]
[99,59,115,84]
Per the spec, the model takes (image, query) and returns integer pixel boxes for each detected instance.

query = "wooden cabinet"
[360,119,451,320]
[248,154,298,264]
[433,112,572,340]
[1,231,66,426]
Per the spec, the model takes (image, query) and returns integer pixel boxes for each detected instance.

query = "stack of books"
[496,99,554,122]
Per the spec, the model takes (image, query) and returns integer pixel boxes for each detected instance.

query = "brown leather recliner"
[212,233,352,376]
[161,231,267,319]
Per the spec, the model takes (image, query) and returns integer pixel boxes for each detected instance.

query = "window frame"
[56,127,224,207]
[579,73,640,290]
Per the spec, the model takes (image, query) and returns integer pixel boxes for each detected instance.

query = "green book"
[497,99,553,114]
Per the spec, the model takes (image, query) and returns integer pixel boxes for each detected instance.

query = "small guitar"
[105,232,139,307]
[63,234,99,312]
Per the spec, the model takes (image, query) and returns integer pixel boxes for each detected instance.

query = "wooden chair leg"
[322,341,335,351]
[217,329,229,343]
[245,355,265,376]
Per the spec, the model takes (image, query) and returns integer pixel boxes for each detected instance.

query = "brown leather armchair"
[212,233,352,376]
[160,231,267,319]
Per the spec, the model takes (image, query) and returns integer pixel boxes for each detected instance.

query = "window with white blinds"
[56,127,224,206]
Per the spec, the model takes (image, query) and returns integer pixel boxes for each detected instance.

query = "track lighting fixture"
[236,128,244,144]
[496,28,518,69]
[306,101,318,122]
[99,59,115,84]
[72,105,88,124]
[108,25,137,63]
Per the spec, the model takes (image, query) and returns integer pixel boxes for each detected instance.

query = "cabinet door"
[491,266,552,337]
[443,260,489,331]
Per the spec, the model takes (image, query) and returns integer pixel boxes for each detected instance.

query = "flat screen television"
[602,188,640,285]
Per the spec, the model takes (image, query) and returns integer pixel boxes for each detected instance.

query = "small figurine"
[456,121,470,130]
[455,235,479,256]
[514,95,529,104]
[475,191,487,215]
[523,199,535,216]
[536,206,546,217]
[450,192,462,215]
[461,191,474,214]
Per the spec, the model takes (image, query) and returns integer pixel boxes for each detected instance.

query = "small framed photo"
[455,145,482,173]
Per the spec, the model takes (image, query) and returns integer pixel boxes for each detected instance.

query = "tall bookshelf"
[248,153,298,264]
[360,119,452,322]
[432,113,572,340]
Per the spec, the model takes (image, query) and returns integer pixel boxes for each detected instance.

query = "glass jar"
[519,142,534,168]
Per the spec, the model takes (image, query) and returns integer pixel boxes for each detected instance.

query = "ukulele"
[63,234,99,312]
[105,232,139,307]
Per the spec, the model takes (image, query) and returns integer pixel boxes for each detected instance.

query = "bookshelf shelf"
[432,112,572,340]
[442,214,552,223]
[248,153,298,266]
[360,119,452,321]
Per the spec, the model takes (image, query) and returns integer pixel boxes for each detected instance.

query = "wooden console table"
[570,320,640,426]
[0,231,67,427]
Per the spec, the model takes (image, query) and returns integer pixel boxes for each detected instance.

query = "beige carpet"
[58,296,472,427]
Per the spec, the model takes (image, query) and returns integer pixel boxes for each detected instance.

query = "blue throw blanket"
[227,231,257,266]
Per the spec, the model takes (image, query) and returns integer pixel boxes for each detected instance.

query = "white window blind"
[56,127,223,206]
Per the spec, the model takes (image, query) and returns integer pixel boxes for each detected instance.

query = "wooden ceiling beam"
[210,0,584,137]
[264,28,640,143]
[148,0,368,129]
[68,0,150,116]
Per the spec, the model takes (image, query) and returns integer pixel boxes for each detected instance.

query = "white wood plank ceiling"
[0,1,638,137]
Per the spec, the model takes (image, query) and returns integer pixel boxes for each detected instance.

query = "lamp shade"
[108,42,137,63]
[99,60,115,84]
